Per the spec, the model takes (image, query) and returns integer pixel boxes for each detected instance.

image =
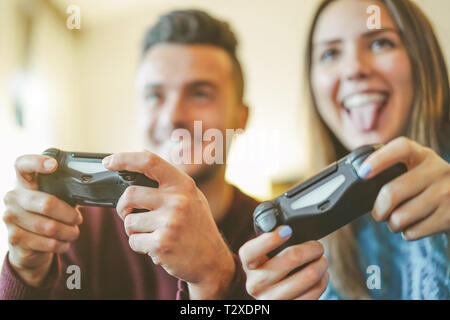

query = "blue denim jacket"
[321,154,450,300]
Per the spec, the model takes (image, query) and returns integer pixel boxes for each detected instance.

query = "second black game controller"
[253,144,407,256]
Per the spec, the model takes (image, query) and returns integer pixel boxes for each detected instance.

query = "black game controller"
[253,144,407,256]
[38,148,159,207]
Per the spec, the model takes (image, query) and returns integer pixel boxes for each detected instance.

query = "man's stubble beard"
[189,163,224,186]
[146,139,229,186]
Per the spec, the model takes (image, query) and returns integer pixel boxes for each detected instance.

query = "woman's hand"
[239,226,329,300]
[358,137,450,240]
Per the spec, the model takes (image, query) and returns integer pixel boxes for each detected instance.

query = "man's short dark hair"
[142,9,245,102]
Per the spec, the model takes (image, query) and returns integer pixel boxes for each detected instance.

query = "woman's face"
[311,0,414,150]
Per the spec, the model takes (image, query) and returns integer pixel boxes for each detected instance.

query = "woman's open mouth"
[341,92,389,132]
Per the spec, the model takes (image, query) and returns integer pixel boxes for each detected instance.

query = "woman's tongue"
[348,103,382,132]
[343,93,386,132]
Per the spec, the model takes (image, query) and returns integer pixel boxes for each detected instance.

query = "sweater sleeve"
[0,252,62,300]
[222,253,253,300]
[176,253,253,300]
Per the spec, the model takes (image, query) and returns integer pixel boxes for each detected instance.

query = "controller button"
[318,200,331,211]
[347,145,376,163]
[81,175,92,183]
[256,210,278,232]
[351,146,382,171]
[351,155,367,172]
[42,148,60,159]
[254,202,275,215]
[120,172,136,181]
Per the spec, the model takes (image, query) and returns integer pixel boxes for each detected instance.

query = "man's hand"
[103,150,235,299]
[2,155,83,287]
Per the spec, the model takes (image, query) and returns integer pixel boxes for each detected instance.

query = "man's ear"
[236,103,249,131]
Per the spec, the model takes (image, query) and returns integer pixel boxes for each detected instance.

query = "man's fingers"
[5,188,83,225]
[14,155,58,189]
[102,150,189,187]
[116,186,165,220]
[6,224,71,254]
[124,210,162,236]
[128,231,169,260]
[3,205,80,242]
[239,226,293,270]
[8,248,53,270]
[128,233,153,255]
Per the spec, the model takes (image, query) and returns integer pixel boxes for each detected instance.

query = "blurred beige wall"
[62,0,450,198]
[76,0,318,199]
[1,0,450,265]
[3,0,450,198]
[0,0,84,260]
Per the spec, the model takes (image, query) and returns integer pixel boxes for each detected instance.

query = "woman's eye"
[320,48,339,62]
[371,38,395,52]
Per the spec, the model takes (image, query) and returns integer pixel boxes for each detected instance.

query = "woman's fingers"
[247,241,325,292]
[386,179,445,233]
[359,137,426,179]
[239,226,293,270]
[256,256,328,300]
[372,159,446,222]
[356,137,450,239]
[401,198,450,241]
[295,271,330,300]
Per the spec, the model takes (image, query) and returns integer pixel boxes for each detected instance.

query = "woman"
[239,0,450,299]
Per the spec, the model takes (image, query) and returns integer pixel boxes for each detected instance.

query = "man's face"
[136,44,246,180]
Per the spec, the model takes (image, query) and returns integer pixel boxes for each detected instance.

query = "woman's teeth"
[343,92,388,109]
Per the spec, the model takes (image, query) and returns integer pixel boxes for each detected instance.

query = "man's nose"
[162,93,188,129]
[341,45,371,81]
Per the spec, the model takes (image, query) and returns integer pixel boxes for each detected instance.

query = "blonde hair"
[304,0,450,299]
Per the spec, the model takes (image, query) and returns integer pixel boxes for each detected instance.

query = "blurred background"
[1,0,450,266]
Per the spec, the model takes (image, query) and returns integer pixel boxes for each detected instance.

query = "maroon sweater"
[0,186,258,300]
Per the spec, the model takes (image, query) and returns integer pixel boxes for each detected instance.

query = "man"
[0,10,257,299]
